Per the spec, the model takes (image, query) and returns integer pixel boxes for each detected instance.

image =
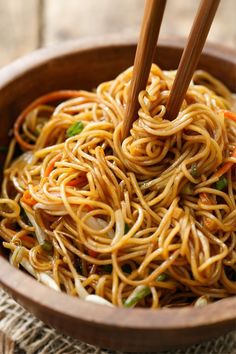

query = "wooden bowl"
[0,36,235,353]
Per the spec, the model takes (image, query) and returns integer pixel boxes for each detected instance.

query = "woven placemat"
[0,289,235,354]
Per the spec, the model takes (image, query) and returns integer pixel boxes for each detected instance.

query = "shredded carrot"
[66,175,88,187]
[14,90,85,150]
[88,249,98,258]
[20,234,36,248]
[85,204,94,212]
[224,110,236,123]
[214,146,236,178]
[199,193,217,232]
[21,190,37,207]
[44,153,62,177]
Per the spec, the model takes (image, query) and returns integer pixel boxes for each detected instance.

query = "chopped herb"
[124,285,151,308]
[215,176,228,191]
[41,240,53,252]
[124,223,130,234]
[182,183,193,195]
[0,146,8,153]
[190,163,199,178]
[66,121,84,138]
[122,264,132,274]
[102,264,113,273]
[156,273,168,282]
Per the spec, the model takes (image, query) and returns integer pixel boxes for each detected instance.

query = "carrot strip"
[224,110,236,123]
[21,190,37,207]
[14,90,84,150]
[44,153,62,177]
[66,175,87,187]
[214,146,236,178]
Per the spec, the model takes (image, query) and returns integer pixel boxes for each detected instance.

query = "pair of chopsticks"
[123,0,220,139]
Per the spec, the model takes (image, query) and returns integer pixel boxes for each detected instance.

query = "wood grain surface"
[0,37,235,352]
[0,0,235,68]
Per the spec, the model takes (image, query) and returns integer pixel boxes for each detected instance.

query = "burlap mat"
[0,289,235,354]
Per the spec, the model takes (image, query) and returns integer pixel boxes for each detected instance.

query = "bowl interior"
[0,37,235,352]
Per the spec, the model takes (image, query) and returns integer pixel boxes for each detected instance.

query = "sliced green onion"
[66,121,84,138]
[156,273,168,282]
[124,223,130,234]
[123,285,151,308]
[215,176,228,191]
[41,240,53,252]
[190,163,199,178]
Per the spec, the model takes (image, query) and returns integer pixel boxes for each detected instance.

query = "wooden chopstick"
[123,0,166,139]
[165,0,220,121]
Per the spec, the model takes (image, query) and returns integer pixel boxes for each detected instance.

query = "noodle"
[0,64,235,308]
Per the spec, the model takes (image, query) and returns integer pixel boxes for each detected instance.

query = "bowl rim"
[0,35,236,332]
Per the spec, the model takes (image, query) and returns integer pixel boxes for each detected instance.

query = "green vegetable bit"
[41,240,53,252]
[156,273,168,282]
[124,223,130,234]
[66,121,84,138]
[190,163,199,178]
[123,285,151,308]
[215,176,228,191]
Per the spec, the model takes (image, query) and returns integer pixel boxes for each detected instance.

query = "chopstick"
[122,0,166,139]
[165,0,220,120]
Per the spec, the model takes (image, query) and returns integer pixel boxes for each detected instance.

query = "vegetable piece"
[215,176,228,190]
[66,175,87,187]
[214,146,236,178]
[41,240,53,252]
[25,210,46,244]
[21,190,37,207]
[66,121,84,138]
[190,163,199,178]
[224,110,236,123]
[85,294,114,307]
[194,295,209,307]
[156,273,168,282]
[44,153,62,177]
[124,223,130,234]
[124,285,151,308]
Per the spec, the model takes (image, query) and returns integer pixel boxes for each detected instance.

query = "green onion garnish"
[123,285,151,308]
[66,121,84,138]
[41,240,53,252]
[215,176,228,191]
[156,273,168,282]
[124,223,130,234]
[190,163,199,178]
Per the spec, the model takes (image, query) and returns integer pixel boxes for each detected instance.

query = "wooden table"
[0,0,235,68]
